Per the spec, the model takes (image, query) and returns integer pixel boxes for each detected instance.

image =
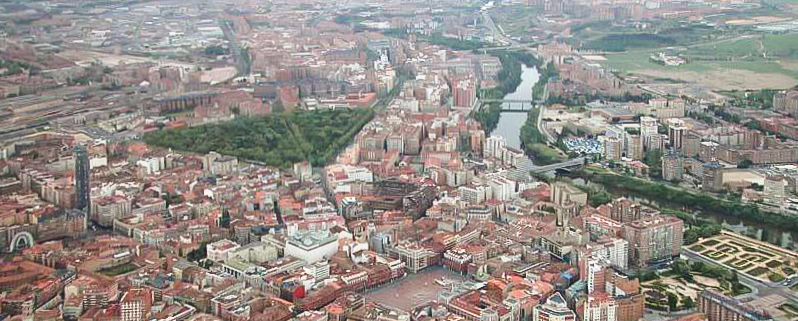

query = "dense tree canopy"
[570,170,798,232]
[144,109,373,168]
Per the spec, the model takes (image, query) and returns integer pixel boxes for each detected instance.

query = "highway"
[530,157,585,174]
[481,10,517,47]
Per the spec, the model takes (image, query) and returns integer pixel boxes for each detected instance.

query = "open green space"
[520,108,567,165]
[488,5,540,40]
[596,33,798,90]
[603,49,798,77]
[689,233,798,282]
[770,273,786,282]
[98,263,139,276]
[767,260,783,268]
[643,259,750,311]
[419,33,488,51]
[144,109,374,168]
[584,33,676,52]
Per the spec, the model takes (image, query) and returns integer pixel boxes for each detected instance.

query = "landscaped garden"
[687,233,798,283]
[641,259,750,311]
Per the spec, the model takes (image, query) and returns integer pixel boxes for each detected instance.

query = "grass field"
[489,5,541,39]
[599,33,798,90]
[528,143,567,165]
[601,50,798,90]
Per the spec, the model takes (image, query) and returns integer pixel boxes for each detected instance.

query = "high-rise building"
[640,117,658,152]
[702,162,724,192]
[604,137,623,161]
[121,289,153,321]
[669,126,687,150]
[74,144,91,212]
[452,77,476,108]
[662,149,684,181]
[589,237,629,270]
[683,134,701,158]
[698,289,771,321]
[649,134,666,152]
[607,274,644,321]
[586,260,607,294]
[485,135,507,159]
[774,90,798,116]
[764,175,786,205]
[622,215,684,267]
[609,198,641,223]
[625,134,643,160]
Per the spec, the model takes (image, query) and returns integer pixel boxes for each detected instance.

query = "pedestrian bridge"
[478,99,541,112]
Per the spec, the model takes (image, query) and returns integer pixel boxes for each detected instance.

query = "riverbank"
[519,108,567,165]
[475,50,542,133]
[569,167,798,239]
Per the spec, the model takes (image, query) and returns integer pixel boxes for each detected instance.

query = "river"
[572,178,798,249]
[491,65,798,249]
[490,65,539,149]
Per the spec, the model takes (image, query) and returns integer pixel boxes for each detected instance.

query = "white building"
[285,229,339,264]
[206,239,241,262]
[489,177,516,201]
[228,242,278,264]
[325,164,374,194]
[583,294,616,321]
[458,184,492,204]
[136,157,165,175]
[586,260,605,294]
[765,175,787,205]
[485,135,507,159]
[303,261,331,280]
[640,116,658,152]
[589,238,629,270]
[533,293,576,321]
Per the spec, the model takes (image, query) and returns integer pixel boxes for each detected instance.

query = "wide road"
[530,157,585,174]
[481,10,518,47]
[220,20,249,78]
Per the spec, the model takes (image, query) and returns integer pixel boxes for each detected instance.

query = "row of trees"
[532,61,558,100]
[519,108,566,165]
[724,89,777,110]
[584,33,676,52]
[144,109,374,168]
[420,33,488,51]
[474,50,542,133]
[571,170,798,231]
[662,209,723,244]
